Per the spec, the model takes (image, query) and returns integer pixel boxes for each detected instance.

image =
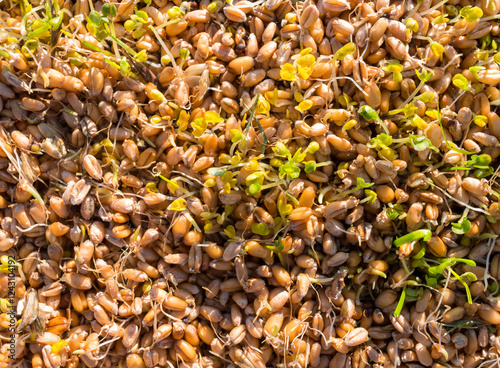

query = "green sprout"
[153,171,191,195]
[386,204,406,220]
[494,52,500,66]
[427,258,476,279]
[470,66,486,80]
[459,6,483,22]
[246,172,264,196]
[401,68,433,106]
[387,103,419,117]
[393,229,432,248]
[413,36,445,58]
[266,237,294,267]
[0,256,21,274]
[123,7,149,39]
[359,105,390,135]
[85,4,152,62]
[24,0,68,46]
[360,189,377,204]
[391,134,439,153]
[303,160,333,174]
[451,209,471,235]
[448,154,494,178]
[277,198,293,218]
[412,241,427,260]
[224,225,236,239]
[408,134,439,152]
[86,5,117,41]
[448,267,476,304]
[178,48,190,69]
[251,223,270,236]
[384,60,404,83]
[266,237,285,253]
[394,286,406,318]
[411,257,477,305]
[332,42,356,97]
[327,177,374,202]
[272,141,319,181]
[452,74,470,91]
[190,111,224,138]
[367,133,397,160]
[207,1,223,13]
[14,0,32,16]
[394,286,422,317]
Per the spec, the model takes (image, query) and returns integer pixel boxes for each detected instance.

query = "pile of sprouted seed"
[4,0,500,367]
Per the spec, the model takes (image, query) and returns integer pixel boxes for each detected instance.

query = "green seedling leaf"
[416,68,433,82]
[363,189,377,204]
[247,182,261,196]
[451,218,471,234]
[394,286,406,318]
[448,267,473,305]
[133,49,148,63]
[27,23,51,39]
[476,154,492,166]
[409,134,438,152]
[384,60,404,73]
[272,142,289,157]
[230,129,243,143]
[306,141,320,154]
[473,115,488,127]
[469,66,485,80]
[460,6,483,22]
[393,229,432,247]
[461,272,478,282]
[49,16,62,30]
[452,211,471,235]
[279,161,301,180]
[101,3,117,18]
[405,18,419,32]
[426,275,437,288]
[494,52,500,65]
[359,105,379,121]
[135,9,149,23]
[356,177,374,189]
[418,91,435,103]
[452,74,469,90]
[304,161,317,174]
[474,167,494,178]
[431,43,444,57]
[251,223,270,236]
[168,198,186,211]
[406,287,423,301]
[278,198,293,217]
[246,172,263,185]
[428,258,476,278]
[386,205,403,220]
[88,10,102,25]
[334,42,356,60]
[224,225,236,239]
[412,242,426,259]
[120,58,131,77]
[292,148,307,163]
[267,237,285,253]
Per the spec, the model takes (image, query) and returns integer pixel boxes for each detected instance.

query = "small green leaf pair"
[386,204,405,220]
[251,223,270,236]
